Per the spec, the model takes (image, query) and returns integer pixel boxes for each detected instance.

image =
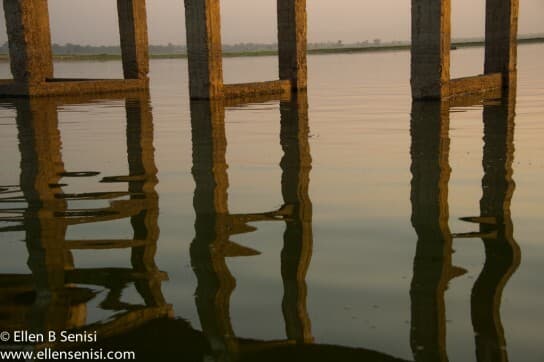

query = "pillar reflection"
[469,91,520,362]
[0,93,171,349]
[189,92,313,361]
[409,100,460,362]
[279,94,313,344]
[409,89,521,362]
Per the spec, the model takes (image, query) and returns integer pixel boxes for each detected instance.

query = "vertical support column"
[117,0,150,80]
[484,0,519,90]
[277,0,307,90]
[2,0,53,83]
[411,0,451,100]
[184,0,224,99]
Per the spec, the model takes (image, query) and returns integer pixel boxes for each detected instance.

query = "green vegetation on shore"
[0,37,542,62]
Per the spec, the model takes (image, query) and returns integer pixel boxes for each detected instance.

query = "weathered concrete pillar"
[411,0,451,99]
[277,0,307,90]
[2,0,53,83]
[485,0,519,89]
[117,0,150,80]
[184,0,224,99]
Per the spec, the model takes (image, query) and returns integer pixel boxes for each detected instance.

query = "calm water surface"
[1,44,543,361]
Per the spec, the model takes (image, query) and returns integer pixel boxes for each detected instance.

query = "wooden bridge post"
[183,0,224,99]
[2,0,54,84]
[278,0,308,90]
[117,0,150,80]
[485,0,519,90]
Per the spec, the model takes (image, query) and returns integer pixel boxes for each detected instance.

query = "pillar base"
[223,80,291,99]
[412,73,504,101]
[0,78,149,97]
[448,73,502,98]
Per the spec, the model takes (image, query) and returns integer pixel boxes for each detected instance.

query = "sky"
[0,0,543,45]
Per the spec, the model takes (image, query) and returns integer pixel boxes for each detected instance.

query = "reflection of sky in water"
[0,45,544,361]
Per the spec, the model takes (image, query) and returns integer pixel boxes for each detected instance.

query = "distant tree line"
[1,34,542,56]
[0,41,279,55]
[0,40,402,55]
[0,42,188,55]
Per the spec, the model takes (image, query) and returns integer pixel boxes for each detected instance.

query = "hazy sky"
[1,0,543,45]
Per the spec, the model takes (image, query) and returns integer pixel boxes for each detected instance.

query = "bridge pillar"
[3,0,54,84]
[410,0,451,100]
[118,0,150,80]
[183,0,306,99]
[411,0,519,100]
[1,0,149,96]
[485,0,519,90]
[278,0,307,91]
[183,0,224,99]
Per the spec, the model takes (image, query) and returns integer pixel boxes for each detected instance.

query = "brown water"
[0,44,543,361]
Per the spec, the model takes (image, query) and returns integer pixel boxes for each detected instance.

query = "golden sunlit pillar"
[183,0,224,99]
[277,0,308,91]
[2,0,54,84]
[410,0,451,99]
[485,0,519,90]
[117,0,150,80]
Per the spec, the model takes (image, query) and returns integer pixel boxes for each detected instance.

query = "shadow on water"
[0,88,521,361]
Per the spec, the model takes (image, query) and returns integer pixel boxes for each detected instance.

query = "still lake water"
[0,44,543,361]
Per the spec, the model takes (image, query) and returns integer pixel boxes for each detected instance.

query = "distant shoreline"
[0,37,543,62]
